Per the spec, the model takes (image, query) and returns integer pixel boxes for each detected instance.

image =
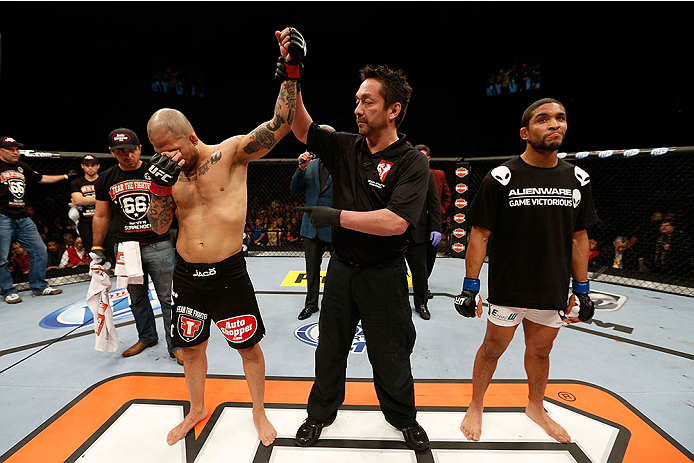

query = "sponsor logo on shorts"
[488,307,518,322]
[192,267,217,278]
[175,306,207,342]
[217,315,257,343]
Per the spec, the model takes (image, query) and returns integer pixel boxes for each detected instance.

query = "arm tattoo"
[147,195,176,233]
[242,80,296,155]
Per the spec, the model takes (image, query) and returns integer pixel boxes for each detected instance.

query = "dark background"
[0,2,691,158]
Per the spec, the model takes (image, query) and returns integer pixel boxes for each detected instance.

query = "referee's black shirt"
[306,123,429,265]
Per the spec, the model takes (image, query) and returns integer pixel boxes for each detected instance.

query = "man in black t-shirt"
[1,136,69,304]
[290,65,431,452]
[70,154,114,264]
[455,99,599,444]
[92,128,181,365]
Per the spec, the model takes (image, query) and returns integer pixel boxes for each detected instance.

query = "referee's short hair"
[360,64,413,128]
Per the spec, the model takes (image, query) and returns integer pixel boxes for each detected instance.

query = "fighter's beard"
[529,134,564,152]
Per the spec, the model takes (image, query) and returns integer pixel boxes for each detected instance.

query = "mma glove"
[572,280,595,321]
[454,277,480,318]
[147,152,181,197]
[295,206,341,229]
[275,27,307,84]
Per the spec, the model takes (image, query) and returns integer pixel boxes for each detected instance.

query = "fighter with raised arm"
[145,27,303,447]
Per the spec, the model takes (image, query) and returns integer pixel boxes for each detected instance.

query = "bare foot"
[525,403,571,443]
[253,409,277,446]
[460,405,483,441]
[167,408,208,445]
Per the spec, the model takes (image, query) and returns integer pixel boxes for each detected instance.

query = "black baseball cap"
[108,128,140,151]
[0,136,24,149]
[82,154,99,165]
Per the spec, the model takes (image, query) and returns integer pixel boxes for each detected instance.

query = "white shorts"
[487,303,564,328]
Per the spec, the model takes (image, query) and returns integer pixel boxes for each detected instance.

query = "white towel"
[86,259,119,352]
[115,241,144,288]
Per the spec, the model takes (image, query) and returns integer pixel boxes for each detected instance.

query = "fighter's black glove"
[454,277,480,318]
[147,153,181,196]
[573,281,595,321]
[275,27,306,84]
[295,206,341,229]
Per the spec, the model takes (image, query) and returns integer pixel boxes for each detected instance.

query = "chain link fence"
[10,147,693,297]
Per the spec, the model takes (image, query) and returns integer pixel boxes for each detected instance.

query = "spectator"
[62,232,75,252]
[9,242,30,276]
[46,239,62,270]
[605,236,638,271]
[266,220,281,246]
[1,136,67,304]
[59,236,90,268]
[653,220,682,275]
[249,218,268,245]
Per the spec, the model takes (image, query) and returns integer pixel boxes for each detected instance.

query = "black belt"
[337,255,402,269]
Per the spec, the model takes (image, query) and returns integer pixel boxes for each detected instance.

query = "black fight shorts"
[170,251,265,349]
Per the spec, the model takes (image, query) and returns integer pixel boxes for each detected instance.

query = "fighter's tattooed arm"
[240,80,297,158]
[147,194,177,234]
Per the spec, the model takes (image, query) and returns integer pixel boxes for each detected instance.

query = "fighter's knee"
[481,341,508,360]
[525,342,553,359]
[238,343,262,361]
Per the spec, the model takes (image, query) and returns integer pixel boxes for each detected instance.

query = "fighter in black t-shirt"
[289,64,431,452]
[455,99,598,444]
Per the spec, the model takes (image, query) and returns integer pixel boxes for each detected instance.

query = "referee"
[287,63,431,452]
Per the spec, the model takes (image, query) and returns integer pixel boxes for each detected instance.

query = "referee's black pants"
[306,255,417,429]
[405,241,429,308]
[302,236,334,311]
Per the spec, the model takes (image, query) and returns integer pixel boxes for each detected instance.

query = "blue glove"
[430,231,442,246]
